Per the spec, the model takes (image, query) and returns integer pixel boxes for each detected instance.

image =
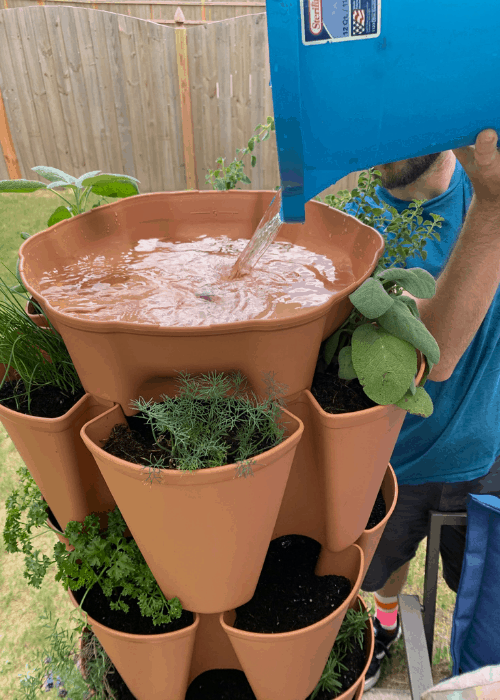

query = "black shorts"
[361,455,500,593]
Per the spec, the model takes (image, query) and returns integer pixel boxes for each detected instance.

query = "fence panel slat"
[0,6,359,196]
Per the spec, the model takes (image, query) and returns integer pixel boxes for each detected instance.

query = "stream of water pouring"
[227,189,283,280]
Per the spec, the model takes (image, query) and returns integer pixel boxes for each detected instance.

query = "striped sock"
[373,592,399,632]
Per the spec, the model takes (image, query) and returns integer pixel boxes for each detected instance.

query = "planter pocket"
[0,391,116,531]
[81,403,304,613]
[220,543,364,700]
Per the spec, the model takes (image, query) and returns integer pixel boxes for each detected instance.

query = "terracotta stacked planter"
[19,190,384,409]
[69,590,200,700]
[9,190,414,697]
[81,401,304,614]
[0,380,116,531]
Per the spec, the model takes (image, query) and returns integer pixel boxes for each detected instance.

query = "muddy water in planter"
[38,232,355,327]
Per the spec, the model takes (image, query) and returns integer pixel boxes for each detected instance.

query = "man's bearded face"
[375,153,441,190]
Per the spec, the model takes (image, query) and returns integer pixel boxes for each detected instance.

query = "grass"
[360,542,455,689]
[0,189,106,287]
[0,425,77,699]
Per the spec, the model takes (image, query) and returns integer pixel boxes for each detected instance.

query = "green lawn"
[0,189,105,287]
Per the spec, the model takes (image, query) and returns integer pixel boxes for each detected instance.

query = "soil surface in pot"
[72,583,194,636]
[101,412,278,470]
[366,490,386,530]
[233,535,352,634]
[311,358,377,414]
[46,505,63,532]
[186,669,256,700]
[0,380,85,418]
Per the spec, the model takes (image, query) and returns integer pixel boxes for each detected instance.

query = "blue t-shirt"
[370,160,500,485]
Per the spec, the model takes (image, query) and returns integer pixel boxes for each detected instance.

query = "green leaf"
[376,267,436,298]
[324,328,343,364]
[31,166,77,184]
[19,231,33,240]
[240,175,251,185]
[349,277,395,319]
[80,172,140,187]
[0,179,46,193]
[247,139,255,152]
[351,324,418,405]
[47,206,73,227]
[398,295,420,319]
[251,155,257,167]
[46,180,76,190]
[74,170,102,188]
[90,179,140,198]
[338,346,357,380]
[395,386,434,417]
[377,298,440,365]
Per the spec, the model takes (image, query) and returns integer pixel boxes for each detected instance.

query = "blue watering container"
[266,0,500,222]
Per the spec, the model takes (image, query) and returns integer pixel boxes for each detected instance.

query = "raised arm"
[412,129,500,382]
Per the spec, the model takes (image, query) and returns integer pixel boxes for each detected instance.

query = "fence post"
[0,86,21,179]
[175,7,198,190]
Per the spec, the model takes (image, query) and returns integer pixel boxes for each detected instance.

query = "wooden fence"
[0,6,359,195]
[3,0,266,27]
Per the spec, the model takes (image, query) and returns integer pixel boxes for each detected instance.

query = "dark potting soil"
[365,489,386,530]
[46,505,63,533]
[72,583,194,636]
[185,669,256,700]
[0,379,84,418]
[101,410,277,470]
[233,535,352,634]
[185,643,368,700]
[311,357,377,414]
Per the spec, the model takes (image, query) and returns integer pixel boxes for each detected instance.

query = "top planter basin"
[19,191,383,412]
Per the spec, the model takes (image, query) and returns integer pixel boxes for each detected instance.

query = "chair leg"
[399,593,434,699]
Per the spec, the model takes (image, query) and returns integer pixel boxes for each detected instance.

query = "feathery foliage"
[130,371,287,474]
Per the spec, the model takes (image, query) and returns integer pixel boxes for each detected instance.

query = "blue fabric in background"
[372,161,500,485]
[450,494,500,674]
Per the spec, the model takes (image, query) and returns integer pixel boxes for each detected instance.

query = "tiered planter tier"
[18,190,384,410]
[11,191,404,697]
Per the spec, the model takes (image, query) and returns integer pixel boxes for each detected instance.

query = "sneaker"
[364,615,402,691]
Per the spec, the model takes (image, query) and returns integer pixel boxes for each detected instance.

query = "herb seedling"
[311,607,370,699]
[16,612,113,700]
[0,273,82,412]
[320,169,444,417]
[206,117,275,190]
[129,370,286,475]
[54,508,183,628]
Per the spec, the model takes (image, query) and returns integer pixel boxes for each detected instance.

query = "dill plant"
[310,607,370,699]
[130,371,287,475]
[0,273,82,411]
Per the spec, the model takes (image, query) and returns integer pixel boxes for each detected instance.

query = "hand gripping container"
[266,0,500,222]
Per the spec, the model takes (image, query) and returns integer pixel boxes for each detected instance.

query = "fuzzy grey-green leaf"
[32,166,77,184]
[352,324,417,405]
[338,346,357,380]
[0,179,46,193]
[376,267,436,298]
[377,298,440,364]
[348,277,395,319]
[395,386,433,417]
